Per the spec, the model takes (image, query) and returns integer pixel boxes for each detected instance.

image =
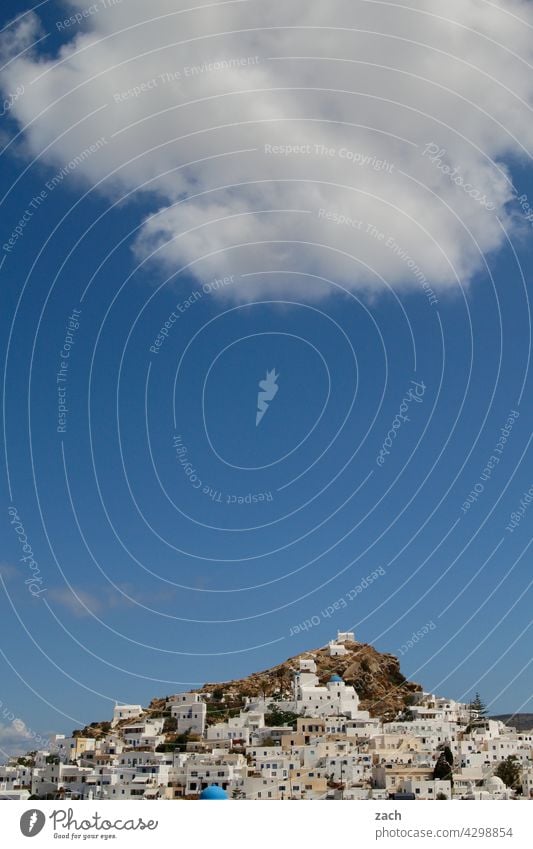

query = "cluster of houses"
[1,633,532,801]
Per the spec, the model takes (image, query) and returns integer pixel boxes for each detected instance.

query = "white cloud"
[0,562,17,580]
[47,583,175,617]
[2,0,532,300]
[0,719,49,760]
[47,586,105,617]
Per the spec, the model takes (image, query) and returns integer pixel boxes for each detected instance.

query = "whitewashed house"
[112,704,143,727]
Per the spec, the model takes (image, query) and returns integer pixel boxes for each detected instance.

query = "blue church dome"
[199,784,229,800]
[329,674,343,682]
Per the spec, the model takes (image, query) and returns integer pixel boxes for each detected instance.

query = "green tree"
[155,732,199,753]
[433,753,453,783]
[469,693,487,723]
[495,756,521,791]
[398,708,414,722]
[264,705,299,728]
[441,745,454,766]
[162,716,178,734]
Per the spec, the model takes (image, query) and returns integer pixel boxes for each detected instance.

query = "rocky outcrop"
[196,640,422,721]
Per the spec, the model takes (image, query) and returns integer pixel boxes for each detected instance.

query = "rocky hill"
[69,639,424,738]
[195,639,422,722]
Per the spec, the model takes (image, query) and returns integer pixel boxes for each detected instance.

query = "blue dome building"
[199,784,229,800]
[329,674,343,683]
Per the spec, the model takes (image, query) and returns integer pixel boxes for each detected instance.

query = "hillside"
[71,639,425,739]
[491,714,533,733]
[194,638,423,723]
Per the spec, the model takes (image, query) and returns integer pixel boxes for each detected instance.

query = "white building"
[328,631,356,656]
[112,704,143,727]
[337,631,356,643]
[205,709,265,745]
[171,700,207,737]
[294,659,362,719]
[122,718,165,749]
[402,777,452,799]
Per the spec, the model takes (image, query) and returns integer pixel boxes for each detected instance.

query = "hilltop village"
[1,633,532,800]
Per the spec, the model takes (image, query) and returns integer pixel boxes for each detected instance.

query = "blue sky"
[1,0,532,755]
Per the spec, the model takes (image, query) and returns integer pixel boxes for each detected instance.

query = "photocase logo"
[256,368,279,426]
[20,810,46,837]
